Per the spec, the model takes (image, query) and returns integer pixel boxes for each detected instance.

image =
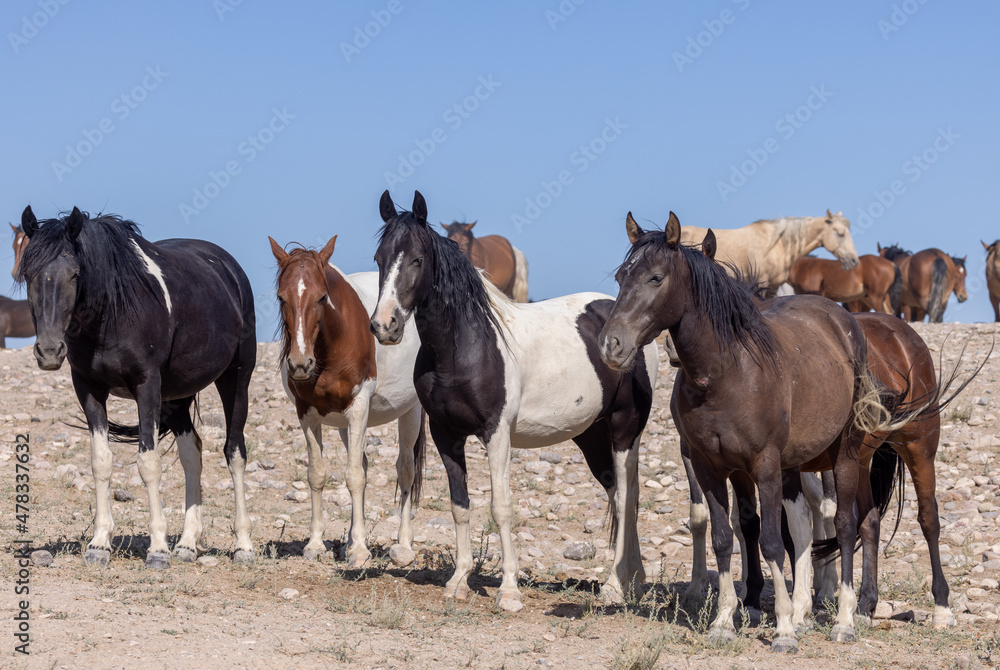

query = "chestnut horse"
[789,254,901,315]
[270,236,425,567]
[441,222,529,302]
[982,240,1000,322]
[679,209,860,289]
[10,223,29,279]
[0,296,33,347]
[879,244,967,322]
[602,212,916,652]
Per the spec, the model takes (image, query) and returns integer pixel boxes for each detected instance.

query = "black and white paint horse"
[18,206,257,567]
[370,190,658,612]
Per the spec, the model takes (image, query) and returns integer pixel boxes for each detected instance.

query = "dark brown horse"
[441,222,529,301]
[0,296,33,347]
[10,223,29,279]
[983,240,1000,322]
[600,212,915,652]
[788,254,902,315]
[879,244,967,322]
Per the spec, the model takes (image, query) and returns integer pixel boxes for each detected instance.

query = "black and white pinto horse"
[369,191,658,612]
[18,206,257,567]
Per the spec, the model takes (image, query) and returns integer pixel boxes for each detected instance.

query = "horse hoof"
[173,546,198,563]
[599,584,624,605]
[388,544,415,567]
[84,547,111,565]
[741,607,763,628]
[793,621,814,636]
[233,549,257,566]
[932,610,956,629]
[347,552,372,570]
[707,628,736,647]
[302,545,326,561]
[855,614,872,629]
[497,592,524,613]
[770,636,799,654]
[145,551,171,570]
[830,624,856,643]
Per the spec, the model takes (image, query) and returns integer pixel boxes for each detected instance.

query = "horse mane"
[16,211,162,327]
[378,211,507,343]
[879,244,911,261]
[950,255,965,268]
[624,232,779,370]
[751,217,819,256]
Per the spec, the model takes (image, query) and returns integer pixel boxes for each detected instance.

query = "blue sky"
[3,1,998,345]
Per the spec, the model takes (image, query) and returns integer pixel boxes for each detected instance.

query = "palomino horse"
[789,255,901,315]
[18,206,256,567]
[982,240,1000,322]
[10,223,29,279]
[371,191,657,612]
[269,236,426,567]
[879,245,967,322]
[442,222,529,302]
[601,211,915,652]
[0,296,33,347]
[679,209,860,289]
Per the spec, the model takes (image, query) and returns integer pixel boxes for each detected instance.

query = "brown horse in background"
[983,240,1000,322]
[788,254,902,315]
[879,244,967,322]
[442,222,529,301]
[10,223,29,279]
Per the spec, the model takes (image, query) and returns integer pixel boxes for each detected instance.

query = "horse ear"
[983,241,990,252]
[412,191,428,224]
[21,206,38,238]
[625,212,644,244]
[379,190,396,223]
[441,223,453,233]
[9,222,18,234]
[66,207,84,240]
[268,236,288,264]
[702,229,717,260]
[826,209,833,219]
[319,235,337,264]
[665,211,681,247]
[877,242,883,252]
[467,221,476,230]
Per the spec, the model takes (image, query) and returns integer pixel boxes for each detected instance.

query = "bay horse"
[879,244,968,322]
[269,236,426,567]
[18,206,256,568]
[679,209,860,289]
[371,190,657,612]
[789,254,901,315]
[0,296,33,347]
[983,240,1000,322]
[441,222,529,302]
[601,211,916,651]
[10,222,29,279]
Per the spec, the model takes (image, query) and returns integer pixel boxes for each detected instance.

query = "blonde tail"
[511,246,529,303]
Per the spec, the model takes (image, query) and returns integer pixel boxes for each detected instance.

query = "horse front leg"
[682,441,711,600]
[429,420,474,603]
[299,408,327,560]
[74,379,113,565]
[730,471,763,624]
[690,458,739,646]
[485,424,523,612]
[389,405,423,567]
[134,378,170,569]
[830,452,861,643]
[341,386,373,569]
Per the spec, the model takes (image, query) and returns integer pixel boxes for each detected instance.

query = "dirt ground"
[2,323,999,669]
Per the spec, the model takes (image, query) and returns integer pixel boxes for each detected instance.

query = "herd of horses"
[8,196,990,653]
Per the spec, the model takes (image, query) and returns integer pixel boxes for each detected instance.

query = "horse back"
[470,235,516,295]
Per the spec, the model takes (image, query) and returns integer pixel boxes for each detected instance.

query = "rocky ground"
[2,322,999,669]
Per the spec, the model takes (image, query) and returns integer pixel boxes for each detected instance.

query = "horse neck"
[413,287,498,372]
[777,217,823,261]
[667,297,734,387]
[319,271,373,364]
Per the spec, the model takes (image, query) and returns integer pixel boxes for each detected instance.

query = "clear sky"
[3,1,999,346]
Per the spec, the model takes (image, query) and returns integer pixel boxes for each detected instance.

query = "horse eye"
[650,274,663,284]
[412,257,423,267]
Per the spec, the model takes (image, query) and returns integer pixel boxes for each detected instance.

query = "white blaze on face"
[295,279,307,356]
[374,253,404,326]
[132,240,172,315]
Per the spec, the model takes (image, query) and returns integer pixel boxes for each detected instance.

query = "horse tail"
[107,405,175,443]
[927,256,949,322]
[811,441,905,560]
[410,408,427,504]
[889,264,903,315]
[511,246,529,303]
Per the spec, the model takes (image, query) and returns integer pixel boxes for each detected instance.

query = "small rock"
[284,490,308,503]
[583,519,604,534]
[245,461,259,473]
[873,601,893,619]
[967,587,989,600]
[563,542,596,561]
[278,588,299,600]
[644,479,663,490]
[669,534,693,546]
[427,518,454,529]
[524,461,552,475]
[539,452,561,464]
[113,489,135,502]
[259,459,276,470]
[197,556,219,567]
[30,550,53,567]
[292,481,307,490]
[542,633,556,642]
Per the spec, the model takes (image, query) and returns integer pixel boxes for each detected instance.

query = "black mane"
[378,211,505,341]
[879,244,911,261]
[623,231,779,369]
[950,255,965,268]
[17,211,163,327]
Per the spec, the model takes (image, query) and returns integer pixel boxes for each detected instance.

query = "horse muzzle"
[33,340,66,371]
[286,356,316,381]
[599,331,637,371]
[370,314,403,346]
[839,254,860,270]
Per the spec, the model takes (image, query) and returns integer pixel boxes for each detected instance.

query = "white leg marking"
[89,427,114,550]
[175,430,205,555]
[709,568,740,642]
[137,438,169,555]
[933,604,956,629]
[484,425,518,610]
[131,240,172,315]
[342,379,375,568]
[687,501,710,598]
[300,409,326,559]
[783,493,815,629]
[228,446,253,555]
[391,406,421,566]
[769,556,798,644]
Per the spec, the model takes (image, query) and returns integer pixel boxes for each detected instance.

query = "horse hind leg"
[781,470,814,635]
[388,405,424,567]
[757,465,800,653]
[730,471,764,626]
[681,441,711,601]
[162,397,205,562]
[215,361,255,565]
